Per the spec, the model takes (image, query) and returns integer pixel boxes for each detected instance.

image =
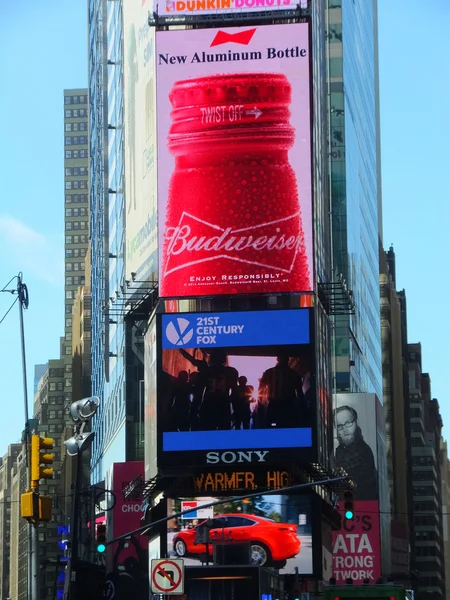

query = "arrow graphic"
[246,107,262,120]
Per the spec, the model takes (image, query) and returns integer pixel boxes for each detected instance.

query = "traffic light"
[96,524,106,553]
[31,435,54,488]
[343,489,354,520]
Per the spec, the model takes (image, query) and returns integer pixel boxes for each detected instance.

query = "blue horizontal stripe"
[163,428,312,451]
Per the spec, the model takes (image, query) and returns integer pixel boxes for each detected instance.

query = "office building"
[89,0,144,484]
[0,444,21,600]
[440,439,450,600]
[379,246,411,578]
[64,88,90,406]
[34,364,47,396]
[326,0,387,573]
[326,0,383,398]
[407,343,445,599]
[9,447,28,600]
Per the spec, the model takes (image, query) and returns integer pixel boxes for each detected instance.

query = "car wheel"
[250,542,271,566]
[272,560,287,569]
[174,539,187,557]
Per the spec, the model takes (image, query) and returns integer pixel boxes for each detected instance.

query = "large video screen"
[158,309,315,468]
[156,23,312,298]
[166,495,313,574]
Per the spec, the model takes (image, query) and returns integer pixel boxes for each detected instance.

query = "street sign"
[151,559,184,595]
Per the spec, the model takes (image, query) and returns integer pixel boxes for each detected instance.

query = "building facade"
[64,88,90,408]
[326,0,382,398]
[9,446,28,600]
[408,343,446,599]
[440,439,450,600]
[89,0,143,484]
[32,360,67,600]
[0,444,21,600]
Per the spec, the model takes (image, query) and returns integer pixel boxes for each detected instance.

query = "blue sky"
[0,1,449,458]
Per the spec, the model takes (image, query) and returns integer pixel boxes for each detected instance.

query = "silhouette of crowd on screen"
[161,348,313,432]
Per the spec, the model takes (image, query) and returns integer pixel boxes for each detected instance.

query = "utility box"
[21,491,37,519]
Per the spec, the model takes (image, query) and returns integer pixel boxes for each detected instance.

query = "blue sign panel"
[161,309,310,349]
[159,309,314,458]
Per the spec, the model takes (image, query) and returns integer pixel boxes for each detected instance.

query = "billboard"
[166,495,313,574]
[157,309,315,468]
[108,462,148,574]
[156,23,313,298]
[332,394,381,585]
[157,0,306,17]
[333,393,379,501]
[331,501,381,585]
[123,2,157,283]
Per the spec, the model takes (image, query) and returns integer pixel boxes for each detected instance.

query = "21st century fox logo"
[158,27,307,65]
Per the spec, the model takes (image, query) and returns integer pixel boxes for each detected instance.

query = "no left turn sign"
[151,559,185,595]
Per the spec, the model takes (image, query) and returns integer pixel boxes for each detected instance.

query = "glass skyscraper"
[327,0,382,401]
[89,0,127,483]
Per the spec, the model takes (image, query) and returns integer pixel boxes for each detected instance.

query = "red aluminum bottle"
[160,73,311,297]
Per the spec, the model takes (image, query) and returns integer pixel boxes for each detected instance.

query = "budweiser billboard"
[156,24,313,298]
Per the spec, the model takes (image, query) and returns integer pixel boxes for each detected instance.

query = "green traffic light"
[345,510,354,520]
[97,543,106,553]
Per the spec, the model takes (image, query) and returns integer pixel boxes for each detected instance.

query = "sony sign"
[206,450,269,464]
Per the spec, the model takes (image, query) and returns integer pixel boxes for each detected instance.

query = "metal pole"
[68,449,83,599]
[17,273,39,600]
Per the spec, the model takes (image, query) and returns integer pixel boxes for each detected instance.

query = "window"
[64,96,72,105]
[65,123,72,132]
[65,222,72,230]
[66,276,73,285]
[49,411,56,419]
[65,236,72,245]
[65,195,72,204]
[72,109,79,118]
[65,364,72,373]
[329,57,343,78]
[73,263,80,271]
[65,109,72,117]
[65,250,73,259]
[65,209,72,217]
[65,137,72,145]
[80,122,88,131]
[49,383,56,391]
[65,376,72,385]
[73,236,79,244]
[65,150,72,159]
[65,182,72,190]
[66,263,73,271]
[66,290,73,299]
[65,304,72,314]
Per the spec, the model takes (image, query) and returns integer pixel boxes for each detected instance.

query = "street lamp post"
[63,396,99,600]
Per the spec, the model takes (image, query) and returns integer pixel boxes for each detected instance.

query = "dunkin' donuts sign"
[331,500,381,584]
[156,24,313,298]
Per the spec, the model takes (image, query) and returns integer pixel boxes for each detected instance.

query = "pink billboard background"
[156,23,312,298]
[331,500,381,585]
[108,461,147,572]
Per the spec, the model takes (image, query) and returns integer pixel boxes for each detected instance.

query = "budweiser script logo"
[163,212,304,276]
